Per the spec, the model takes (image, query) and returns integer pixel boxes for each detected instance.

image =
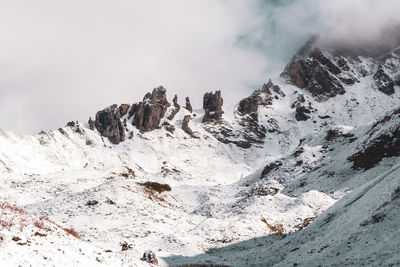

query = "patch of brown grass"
[0,219,13,229]
[0,202,27,230]
[35,218,51,232]
[19,218,28,231]
[261,217,285,236]
[143,188,167,203]
[138,181,171,193]
[42,217,81,239]
[120,167,135,178]
[294,215,318,231]
[63,227,81,239]
[0,202,27,215]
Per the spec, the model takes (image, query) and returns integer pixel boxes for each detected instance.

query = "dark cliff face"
[282,46,351,100]
[281,28,400,101]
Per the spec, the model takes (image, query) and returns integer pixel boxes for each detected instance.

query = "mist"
[0,0,399,133]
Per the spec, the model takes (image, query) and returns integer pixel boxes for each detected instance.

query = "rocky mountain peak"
[282,29,400,101]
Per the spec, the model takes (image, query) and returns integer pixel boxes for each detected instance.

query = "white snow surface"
[1,50,400,266]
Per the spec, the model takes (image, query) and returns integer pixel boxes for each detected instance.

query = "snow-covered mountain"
[1,30,400,266]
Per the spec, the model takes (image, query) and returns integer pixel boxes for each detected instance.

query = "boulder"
[141,251,158,265]
[295,106,311,121]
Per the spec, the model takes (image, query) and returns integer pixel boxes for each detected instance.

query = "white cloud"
[0,0,266,133]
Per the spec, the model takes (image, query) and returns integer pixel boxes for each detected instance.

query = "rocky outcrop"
[267,79,285,97]
[281,38,364,101]
[202,91,224,123]
[295,106,312,121]
[284,50,346,99]
[182,115,198,138]
[282,31,400,101]
[88,117,94,130]
[374,66,395,95]
[94,104,125,144]
[66,121,76,127]
[348,128,400,170]
[167,95,180,120]
[119,104,130,117]
[185,97,193,113]
[261,160,283,178]
[238,81,279,116]
[130,87,171,132]
[141,251,158,265]
[348,108,400,169]
[291,94,306,109]
[238,97,258,115]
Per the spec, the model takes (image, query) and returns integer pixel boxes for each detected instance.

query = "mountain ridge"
[1,33,400,266]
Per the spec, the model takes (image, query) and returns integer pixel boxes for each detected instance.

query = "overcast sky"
[0,0,399,133]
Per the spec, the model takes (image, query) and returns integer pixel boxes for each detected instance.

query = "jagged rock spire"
[202,91,224,123]
[130,86,171,132]
[185,97,193,113]
[167,94,180,120]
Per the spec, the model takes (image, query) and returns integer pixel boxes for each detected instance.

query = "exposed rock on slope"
[130,86,171,132]
[94,104,125,144]
[282,35,400,101]
[295,106,312,121]
[182,115,198,138]
[185,97,193,113]
[283,46,351,99]
[238,80,279,116]
[349,108,400,169]
[374,65,395,95]
[202,91,224,123]
[238,96,258,115]
[167,95,180,121]
[119,104,130,117]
